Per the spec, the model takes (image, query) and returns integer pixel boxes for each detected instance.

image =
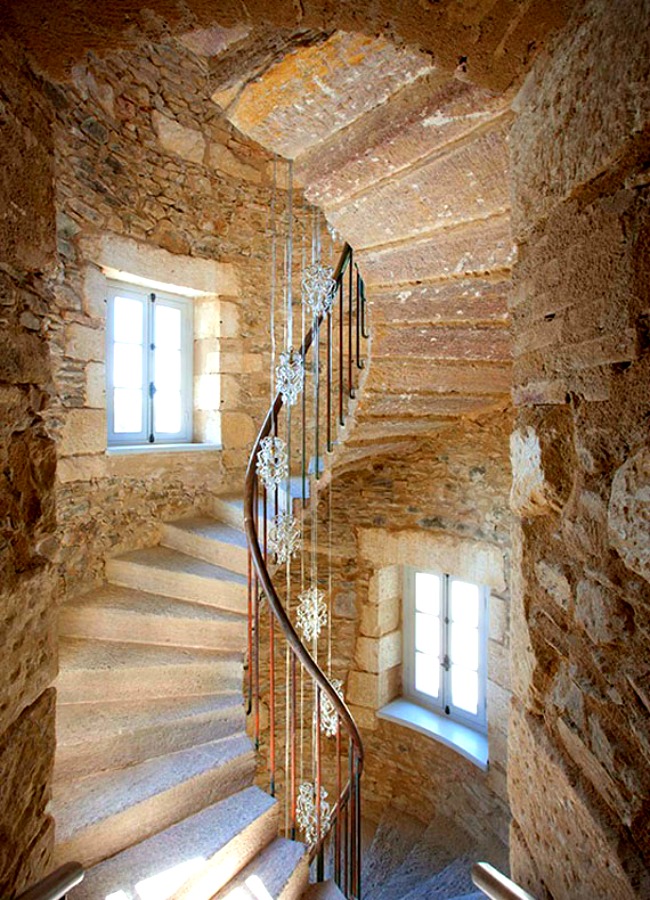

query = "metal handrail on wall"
[16,863,84,900]
[244,243,367,898]
[472,863,537,900]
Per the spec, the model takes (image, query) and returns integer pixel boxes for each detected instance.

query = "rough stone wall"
[0,33,58,897]
[508,1,650,896]
[48,38,289,594]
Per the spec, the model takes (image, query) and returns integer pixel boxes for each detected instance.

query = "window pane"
[451,665,478,715]
[415,652,439,699]
[155,391,182,434]
[415,611,440,658]
[114,296,144,344]
[450,580,479,628]
[451,623,479,671]
[155,304,182,349]
[114,388,143,433]
[113,343,143,389]
[415,572,440,615]
[155,348,181,393]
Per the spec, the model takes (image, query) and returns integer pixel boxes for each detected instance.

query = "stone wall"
[0,33,58,896]
[508,0,650,896]
[332,412,513,850]
[47,37,292,595]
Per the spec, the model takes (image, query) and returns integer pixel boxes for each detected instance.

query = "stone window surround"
[346,527,508,769]
[80,232,241,454]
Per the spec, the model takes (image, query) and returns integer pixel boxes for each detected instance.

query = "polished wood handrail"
[16,863,84,900]
[243,243,364,875]
[472,863,536,900]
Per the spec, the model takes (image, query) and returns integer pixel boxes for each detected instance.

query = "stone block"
[366,359,512,397]
[369,278,510,327]
[575,578,628,645]
[84,361,105,408]
[81,265,108,318]
[59,408,106,457]
[194,409,221,445]
[194,373,220,412]
[355,630,401,675]
[608,446,650,583]
[346,703,378,732]
[57,454,106,483]
[218,301,241,338]
[488,639,511,692]
[535,560,571,611]
[152,110,206,164]
[220,412,255,448]
[209,143,262,183]
[0,691,56,898]
[488,594,508,645]
[357,215,515,288]
[347,666,401,710]
[65,322,104,362]
[510,426,561,517]
[195,298,221,340]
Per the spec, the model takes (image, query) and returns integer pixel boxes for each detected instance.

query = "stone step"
[106,546,247,614]
[71,786,278,900]
[357,214,514,289]
[59,585,247,652]
[326,122,510,253]
[298,74,507,210]
[400,856,475,900]
[363,808,425,899]
[161,516,249,576]
[51,733,255,868]
[57,638,242,703]
[302,880,347,900]
[370,815,474,900]
[55,693,244,783]
[214,837,309,900]
[211,479,309,531]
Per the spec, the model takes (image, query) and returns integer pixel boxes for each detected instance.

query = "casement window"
[106,282,193,445]
[403,568,488,731]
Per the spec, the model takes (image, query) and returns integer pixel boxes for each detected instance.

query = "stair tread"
[165,516,248,548]
[71,786,276,900]
[63,584,246,623]
[214,837,307,900]
[400,856,475,900]
[109,546,248,585]
[56,693,243,745]
[58,636,240,671]
[52,733,253,842]
[370,814,475,900]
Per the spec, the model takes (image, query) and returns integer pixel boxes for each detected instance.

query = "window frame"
[106,281,193,446]
[403,566,488,733]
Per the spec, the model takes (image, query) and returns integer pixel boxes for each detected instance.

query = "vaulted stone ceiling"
[4,0,581,451]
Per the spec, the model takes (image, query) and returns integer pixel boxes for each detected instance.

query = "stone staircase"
[52,497,496,900]
[52,499,312,900]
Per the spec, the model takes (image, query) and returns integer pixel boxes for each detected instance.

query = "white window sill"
[377,698,488,771]
[106,442,222,456]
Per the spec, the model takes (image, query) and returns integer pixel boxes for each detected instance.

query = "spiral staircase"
[45,26,520,900]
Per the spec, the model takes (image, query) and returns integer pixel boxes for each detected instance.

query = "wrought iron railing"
[244,243,368,898]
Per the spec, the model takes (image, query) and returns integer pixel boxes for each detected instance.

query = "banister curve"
[243,243,364,767]
[243,243,365,887]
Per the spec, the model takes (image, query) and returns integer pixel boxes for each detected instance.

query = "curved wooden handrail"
[244,244,364,768]
[243,243,364,874]
[16,863,84,900]
[471,863,537,900]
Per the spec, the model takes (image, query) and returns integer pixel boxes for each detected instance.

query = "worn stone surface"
[509,0,650,893]
[608,446,650,583]
[0,34,58,895]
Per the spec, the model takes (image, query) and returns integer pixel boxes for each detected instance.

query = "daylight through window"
[403,568,488,731]
[107,282,193,445]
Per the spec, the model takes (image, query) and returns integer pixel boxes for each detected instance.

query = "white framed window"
[403,568,488,732]
[106,281,193,445]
